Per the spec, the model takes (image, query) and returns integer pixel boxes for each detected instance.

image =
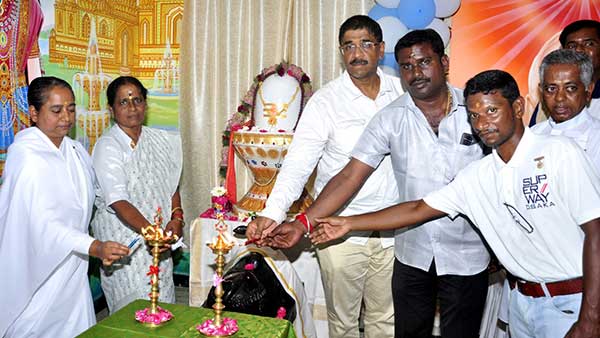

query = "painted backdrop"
[449,0,600,123]
[40,0,183,153]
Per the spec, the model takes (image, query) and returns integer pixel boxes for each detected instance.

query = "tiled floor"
[95,286,189,322]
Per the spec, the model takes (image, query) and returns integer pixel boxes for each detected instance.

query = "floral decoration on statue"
[219,62,313,179]
[200,186,239,221]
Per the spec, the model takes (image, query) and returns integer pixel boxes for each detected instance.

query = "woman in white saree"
[0,76,129,338]
[91,76,183,313]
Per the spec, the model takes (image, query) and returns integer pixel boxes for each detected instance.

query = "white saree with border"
[91,125,182,313]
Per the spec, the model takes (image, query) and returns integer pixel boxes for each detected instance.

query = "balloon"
[426,18,451,48]
[368,4,397,21]
[396,0,436,29]
[434,0,461,18]
[375,0,401,8]
[381,52,398,68]
[381,65,399,76]
[377,16,409,53]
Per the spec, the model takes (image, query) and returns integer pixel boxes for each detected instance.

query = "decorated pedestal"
[224,63,314,215]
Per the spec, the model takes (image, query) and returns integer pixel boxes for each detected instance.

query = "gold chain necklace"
[258,84,300,127]
[445,88,453,116]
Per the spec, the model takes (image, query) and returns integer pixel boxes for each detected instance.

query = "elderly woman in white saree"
[0,76,129,338]
[91,76,183,313]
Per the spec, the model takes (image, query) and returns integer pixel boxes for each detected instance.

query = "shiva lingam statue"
[197,213,239,336]
[134,207,178,327]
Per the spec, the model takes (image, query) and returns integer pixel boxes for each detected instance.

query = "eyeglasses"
[339,41,380,55]
[503,203,534,234]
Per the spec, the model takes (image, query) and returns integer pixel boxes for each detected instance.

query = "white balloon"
[381,65,398,76]
[434,0,461,18]
[427,18,451,48]
[375,0,401,8]
[377,16,409,54]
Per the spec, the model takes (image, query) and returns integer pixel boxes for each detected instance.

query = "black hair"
[106,76,148,107]
[27,76,74,111]
[559,20,600,47]
[338,15,383,44]
[463,70,520,105]
[394,29,444,62]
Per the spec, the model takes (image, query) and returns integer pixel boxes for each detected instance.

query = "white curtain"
[179,0,375,220]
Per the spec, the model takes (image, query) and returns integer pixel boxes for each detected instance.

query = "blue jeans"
[508,287,581,338]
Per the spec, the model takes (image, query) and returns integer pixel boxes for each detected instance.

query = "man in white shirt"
[247,15,403,338]
[258,30,490,338]
[532,48,600,172]
[530,20,600,125]
[309,69,600,338]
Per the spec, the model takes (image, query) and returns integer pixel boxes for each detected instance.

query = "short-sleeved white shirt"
[351,85,490,275]
[425,128,600,282]
[531,108,600,173]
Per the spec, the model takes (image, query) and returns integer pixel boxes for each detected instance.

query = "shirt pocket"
[329,118,368,155]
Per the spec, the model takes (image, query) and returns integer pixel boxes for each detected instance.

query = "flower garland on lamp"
[220,62,313,203]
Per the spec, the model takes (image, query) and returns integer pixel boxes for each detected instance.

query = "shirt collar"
[404,84,463,115]
[492,127,534,169]
[342,67,391,100]
[547,107,591,131]
[593,79,600,99]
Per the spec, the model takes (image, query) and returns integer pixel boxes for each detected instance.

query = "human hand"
[165,219,184,238]
[259,220,305,248]
[246,216,278,240]
[565,320,600,338]
[309,216,352,244]
[92,240,130,266]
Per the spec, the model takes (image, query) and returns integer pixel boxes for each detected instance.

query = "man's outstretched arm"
[566,219,600,338]
[254,158,375,247]
[310,199,446,244]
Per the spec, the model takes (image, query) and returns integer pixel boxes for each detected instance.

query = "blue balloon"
[368,4,397,21]
[381,52,398,70]
[396,0,436,29]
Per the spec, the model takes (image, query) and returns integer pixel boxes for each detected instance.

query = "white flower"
[210,186,227,197]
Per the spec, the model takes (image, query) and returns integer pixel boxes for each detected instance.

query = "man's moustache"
[476,128,499,136]
[350,59,368,65]
[410,78,430,86]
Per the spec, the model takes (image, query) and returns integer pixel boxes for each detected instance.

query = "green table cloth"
[78,300,297,338]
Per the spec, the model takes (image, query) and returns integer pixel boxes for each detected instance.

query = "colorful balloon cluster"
[369,0,461,75]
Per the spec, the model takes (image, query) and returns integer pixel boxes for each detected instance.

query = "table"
[189,216,327,337]
[78,299,296,338]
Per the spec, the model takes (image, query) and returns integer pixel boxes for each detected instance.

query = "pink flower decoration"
[244,263,255,271]
[197,318,239,336]
[213,273,225,287]
[276,307,287,319]
[135,306,173,324]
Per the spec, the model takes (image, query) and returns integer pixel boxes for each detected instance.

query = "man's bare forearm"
[346,199,446,231]
[579,220,600,329]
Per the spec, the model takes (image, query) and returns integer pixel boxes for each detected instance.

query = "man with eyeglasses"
[255,29,490,338]
[532,49,600,173]
[530,20,600,125]
[247,15,402,337]
[309,70,600,338]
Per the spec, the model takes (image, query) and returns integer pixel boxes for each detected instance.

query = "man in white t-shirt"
[306,70,600,338]
[532,48,600,172]
[247,15,403,338]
